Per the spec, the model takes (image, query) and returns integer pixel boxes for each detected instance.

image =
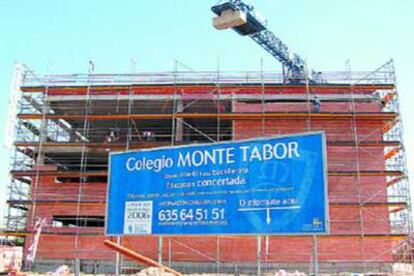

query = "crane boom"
[211,0,314,82]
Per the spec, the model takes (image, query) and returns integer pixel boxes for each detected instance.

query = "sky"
[0,0,413,226]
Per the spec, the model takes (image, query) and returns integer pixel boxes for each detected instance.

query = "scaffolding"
[3,60,413,274]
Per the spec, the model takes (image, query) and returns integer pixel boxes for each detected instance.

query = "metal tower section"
[211,0,312,82]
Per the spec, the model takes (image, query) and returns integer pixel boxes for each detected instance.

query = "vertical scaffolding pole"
[168,238,172,268]
[389,60,412,233]
[216,59,221,142]
[26,65,50,271]
[171,60,178,145]
[312,235,318,275]
[305,62,312,130]
[5,63,25,150]
[256,236,261,276]
[260,58,265,136]
[260,59,267,274]
[305,63,319,274]
[350,82,367,272]
[115,59,137,275]
[74,62,94,276]
[216,236,220,274]
[115,237,121,275]
[158,236,163,264]
[164,60,179,267]
[74,258,80,276]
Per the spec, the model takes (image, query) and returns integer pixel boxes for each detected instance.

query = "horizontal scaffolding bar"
[0,231,407,240]
[20,83,395,94]
[44,93,382,102]
[17,112,398,121]
[10,170,405,178]
[7,200,407,209]
[13,140,401,149]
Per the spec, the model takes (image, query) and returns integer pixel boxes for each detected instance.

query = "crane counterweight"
[211,0,317,83]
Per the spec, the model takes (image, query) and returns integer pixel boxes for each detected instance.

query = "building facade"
[4,61,412,273]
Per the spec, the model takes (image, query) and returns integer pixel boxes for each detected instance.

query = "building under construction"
[3,60,413,274]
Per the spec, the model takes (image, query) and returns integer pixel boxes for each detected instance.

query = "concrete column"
[37,102,49,165]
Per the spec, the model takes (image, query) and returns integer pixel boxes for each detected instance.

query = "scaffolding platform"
[3,60,412,274]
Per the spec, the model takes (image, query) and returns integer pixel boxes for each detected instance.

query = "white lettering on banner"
[239,142,300,162]
[125,156,174,172]
[177,148,235,168]
[123,141,300,173]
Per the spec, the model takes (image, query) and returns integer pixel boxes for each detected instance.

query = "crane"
[211,0,319,83]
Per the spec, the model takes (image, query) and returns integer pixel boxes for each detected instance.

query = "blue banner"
[106,132,329,236]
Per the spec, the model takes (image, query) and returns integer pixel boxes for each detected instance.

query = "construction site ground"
[14,265,414,276]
